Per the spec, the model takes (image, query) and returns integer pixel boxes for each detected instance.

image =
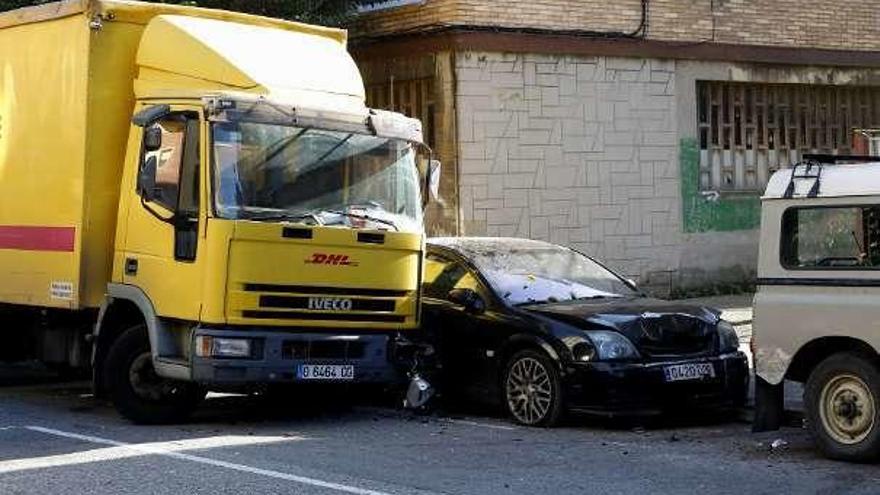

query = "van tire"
[105,324,204,424]
[805,352,880,462]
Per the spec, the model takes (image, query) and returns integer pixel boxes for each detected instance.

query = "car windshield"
[468,245,638,305]
[212,121,423,232]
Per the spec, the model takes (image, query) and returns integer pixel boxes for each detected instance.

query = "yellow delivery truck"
[0,0,438,423]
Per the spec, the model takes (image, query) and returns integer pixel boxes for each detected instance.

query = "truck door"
[122,108,204,321]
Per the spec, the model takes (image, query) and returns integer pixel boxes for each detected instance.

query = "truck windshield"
[212,121,423,232]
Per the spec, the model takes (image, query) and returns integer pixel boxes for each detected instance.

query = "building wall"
[455,52,686,292]
[454,51,880,295]
[357,0,880,52]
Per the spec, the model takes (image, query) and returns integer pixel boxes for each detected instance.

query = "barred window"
[697,82,880,192]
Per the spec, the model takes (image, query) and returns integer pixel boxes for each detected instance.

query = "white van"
[752,156,880,461]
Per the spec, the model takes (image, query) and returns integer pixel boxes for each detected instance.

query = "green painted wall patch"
[680,137,761,233]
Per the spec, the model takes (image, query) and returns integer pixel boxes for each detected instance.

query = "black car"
[419,237,749,426]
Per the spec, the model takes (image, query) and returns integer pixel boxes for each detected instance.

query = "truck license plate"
[663,363,715,382]
[297,364,355,381]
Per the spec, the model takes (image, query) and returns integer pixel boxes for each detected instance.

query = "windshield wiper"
[246,211,324,225]
[323,210,399,231]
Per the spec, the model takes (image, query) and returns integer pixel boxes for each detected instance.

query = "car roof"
[764,162,880,200]
[428,237,561,258]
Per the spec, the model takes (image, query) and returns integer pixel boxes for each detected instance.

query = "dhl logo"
[305,253,358,266]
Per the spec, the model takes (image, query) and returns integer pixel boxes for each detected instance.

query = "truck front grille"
[234,284,410,325]
[281,340,367,360]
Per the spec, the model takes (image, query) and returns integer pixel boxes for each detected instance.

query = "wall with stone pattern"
[455,52,689,292]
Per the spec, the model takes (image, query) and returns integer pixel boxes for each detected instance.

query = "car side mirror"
[427,159,441,202]
[626,278,638,289]
[447,288,485,314]
[144,126,162,152]
[138,156,158,202]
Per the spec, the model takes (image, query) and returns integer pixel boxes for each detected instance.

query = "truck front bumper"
[190,327,400,387]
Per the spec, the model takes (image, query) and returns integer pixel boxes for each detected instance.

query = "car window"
[423,253,488,301]
[781,205,880,269]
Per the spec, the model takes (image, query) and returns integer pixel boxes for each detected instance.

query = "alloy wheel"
[506,357,553,425]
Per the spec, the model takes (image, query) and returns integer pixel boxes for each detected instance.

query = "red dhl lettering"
[304,253,357,266]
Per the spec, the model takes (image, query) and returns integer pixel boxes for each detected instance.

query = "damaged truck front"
[0,0,438,423]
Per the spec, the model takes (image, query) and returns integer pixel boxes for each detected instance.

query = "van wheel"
[503,350,564,426]
[805,353,880,462]
[105,325,205,424]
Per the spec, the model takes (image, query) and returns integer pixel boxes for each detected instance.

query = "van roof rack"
[783,154,880,199]
[783,159,823,199]
[802,154,880,164]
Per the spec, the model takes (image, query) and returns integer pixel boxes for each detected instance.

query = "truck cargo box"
[0,0,354,310]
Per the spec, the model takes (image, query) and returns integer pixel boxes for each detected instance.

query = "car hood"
[520,297,721,356]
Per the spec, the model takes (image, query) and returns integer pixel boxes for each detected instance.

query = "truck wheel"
[503,350,564,426]
[805,353,880,462]
[105,325,205,424]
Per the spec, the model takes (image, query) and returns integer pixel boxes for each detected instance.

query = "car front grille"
[636,315,715,356]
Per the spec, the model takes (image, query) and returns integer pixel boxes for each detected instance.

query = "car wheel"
[503,349,564,426]
[105,324,205,424]
[805,352,880,462]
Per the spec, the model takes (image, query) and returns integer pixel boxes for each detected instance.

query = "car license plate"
[297,364,355,381]
[663,363,715,382]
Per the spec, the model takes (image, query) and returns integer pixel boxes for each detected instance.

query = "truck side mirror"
[138,156,158,202]
[427,159,441,202]
[144,126,162,152]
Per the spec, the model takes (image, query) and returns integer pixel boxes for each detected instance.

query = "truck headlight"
[717,320,740,353]
[195,336,253,358]
[585,331,640,361]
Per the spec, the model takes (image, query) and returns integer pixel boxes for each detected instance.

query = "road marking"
[18,426,397,495]
[0,430,299,475]
[447,419,517,431]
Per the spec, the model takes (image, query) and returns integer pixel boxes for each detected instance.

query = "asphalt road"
[1,368,878,495]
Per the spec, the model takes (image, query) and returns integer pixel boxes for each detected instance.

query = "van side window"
[781,206,880,269]
[142,114,199,213]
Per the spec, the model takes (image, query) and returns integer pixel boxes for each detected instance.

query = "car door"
[422,251,508,401]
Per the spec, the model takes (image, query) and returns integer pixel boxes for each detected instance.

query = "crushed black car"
[418,237,749,426]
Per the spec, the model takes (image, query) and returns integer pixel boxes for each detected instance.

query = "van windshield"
[212,121,423,232]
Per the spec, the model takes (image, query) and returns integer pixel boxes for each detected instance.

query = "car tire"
[503,349,564,427]
[105,324,205,424]
[804,352,880,462]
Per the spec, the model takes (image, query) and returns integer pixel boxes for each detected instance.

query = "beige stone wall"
[455,51,686,288]
[355,0,880,52]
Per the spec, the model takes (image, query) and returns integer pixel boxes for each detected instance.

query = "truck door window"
[142,113,199,214]
[782,206,880,269]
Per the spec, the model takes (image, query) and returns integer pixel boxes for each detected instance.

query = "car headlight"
[585,331,640,361]
[717,320,740,353]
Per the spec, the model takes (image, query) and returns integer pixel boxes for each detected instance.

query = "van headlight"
[717,320,740,353]
[195,336,253,358]
[585,331,640,361]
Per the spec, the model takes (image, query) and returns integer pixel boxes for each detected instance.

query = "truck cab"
[0,2,436,423]
[753,156,880,461]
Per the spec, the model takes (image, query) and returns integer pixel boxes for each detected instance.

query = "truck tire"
[503,349,564,427]
[805,352,880,462]
[105,324,205,424]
